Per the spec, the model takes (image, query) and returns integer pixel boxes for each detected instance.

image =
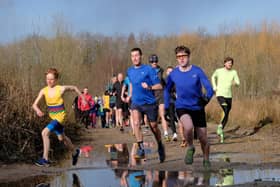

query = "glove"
[164,108,170,122]
[199,96,210,107]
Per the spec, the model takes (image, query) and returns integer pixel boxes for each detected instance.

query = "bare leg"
[158,104,168,135]
[178,121,185,140]
[149,121,162,143]
[42,127,51,160]
[117,108,123,128]
[131,109,143,142]
[179,114,194,147]
[196,127,210,160]
[129,109,135,135]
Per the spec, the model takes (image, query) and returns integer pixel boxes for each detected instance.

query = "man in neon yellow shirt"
[211,57,240,143]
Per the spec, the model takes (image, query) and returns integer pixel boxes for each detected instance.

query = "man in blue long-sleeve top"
[164,45,214,168]
[127,47,165,163]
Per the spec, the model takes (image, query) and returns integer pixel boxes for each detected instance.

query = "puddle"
[210,152,263,164]
[211,168,280,186]
[2,143,280,186]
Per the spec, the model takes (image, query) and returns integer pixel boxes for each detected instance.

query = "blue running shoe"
[134,148,145,159]
[35,158,50,167]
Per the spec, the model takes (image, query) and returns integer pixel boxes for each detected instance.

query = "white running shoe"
[172,133,178,141]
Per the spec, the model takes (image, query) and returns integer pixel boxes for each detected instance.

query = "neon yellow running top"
[211,68,240,98]
[43,85,66,123]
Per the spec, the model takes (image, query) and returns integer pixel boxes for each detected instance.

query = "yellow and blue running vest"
[43,85,66,124]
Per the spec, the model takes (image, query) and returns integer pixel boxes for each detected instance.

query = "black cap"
[149,54,158,63]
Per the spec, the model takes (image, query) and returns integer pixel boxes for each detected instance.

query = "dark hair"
[45,68,59,79]
[166,66,173,69]
[149,54,159,63]
[174,45,191,55]
[224,56,234,64]
[131,47,142,56]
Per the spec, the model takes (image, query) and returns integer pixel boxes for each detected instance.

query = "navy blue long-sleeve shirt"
[164,65,214,110]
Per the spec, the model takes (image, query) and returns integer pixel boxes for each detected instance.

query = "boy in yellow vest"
[32,68,86,166]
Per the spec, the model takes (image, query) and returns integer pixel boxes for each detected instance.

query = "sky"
[0,0,280,44]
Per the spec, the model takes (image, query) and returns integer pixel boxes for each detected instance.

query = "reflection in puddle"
[48,169,210,186]
[0,175,50,187]
[105,142,154,167]
[2,144,280,186]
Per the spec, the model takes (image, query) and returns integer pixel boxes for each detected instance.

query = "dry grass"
[1,23,280,162]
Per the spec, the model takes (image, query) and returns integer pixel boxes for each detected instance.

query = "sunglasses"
[176,54,189,59]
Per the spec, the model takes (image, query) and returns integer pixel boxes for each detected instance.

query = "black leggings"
[217,96,232,129]
[80,110,91,128]
[167,103,177,134]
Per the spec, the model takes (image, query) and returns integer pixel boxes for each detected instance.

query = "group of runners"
[32,45,240,169]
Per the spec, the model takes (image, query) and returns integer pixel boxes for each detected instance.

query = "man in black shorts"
[164,46,214,168]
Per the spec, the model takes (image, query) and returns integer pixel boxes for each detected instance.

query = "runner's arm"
[164,75,174,109]
[32,89,45,117]
[233,71,240,87]
[200,69,214,101]
[61,85,87,104]
[211,70,218,92]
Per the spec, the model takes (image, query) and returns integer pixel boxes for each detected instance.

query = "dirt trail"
[1,122,280,184]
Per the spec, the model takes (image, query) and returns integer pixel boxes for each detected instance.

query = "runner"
[32,68,85,166]
[113,73,125,131]
[164,66,178,141]
[109,75,117,127]
[211,56,240,143]
[164,46,214,168]
[102,90,111,128]
[127,47,165,163]
[78,87,94,128]
[149,54,170,141]
[121,76,135,136]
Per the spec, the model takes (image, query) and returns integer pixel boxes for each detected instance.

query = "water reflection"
[3,144,280,186]
[72,173,82,187]
[105,142,151,168]
[104,169,210,187]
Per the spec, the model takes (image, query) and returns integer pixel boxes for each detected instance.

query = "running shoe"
[220,133,224,143]
[134,148,145,159]
[35,158,50,167]
[120,126,124,132]
[158,143,166,163]
[184,147,195,165]
[164,134,170,142]
[203,159,211,170]
[172,133,178,141]
[180,140,187,147]
[72,149,80,166]
[216,124,223,135]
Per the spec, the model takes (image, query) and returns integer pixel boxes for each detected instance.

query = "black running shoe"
[158,143,166,163]
[72,149,80,166]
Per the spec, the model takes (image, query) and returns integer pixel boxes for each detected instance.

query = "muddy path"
[1,122,280,186]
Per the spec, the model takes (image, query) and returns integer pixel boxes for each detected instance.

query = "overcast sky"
[0,0,280,44]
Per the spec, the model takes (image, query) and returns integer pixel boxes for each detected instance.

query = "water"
[50,168,280,186]
[1,143,280,187]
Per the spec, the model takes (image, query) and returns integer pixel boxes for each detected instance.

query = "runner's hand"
[36,110,44,117]
[141,82,149,89]
[199,96,210,107]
